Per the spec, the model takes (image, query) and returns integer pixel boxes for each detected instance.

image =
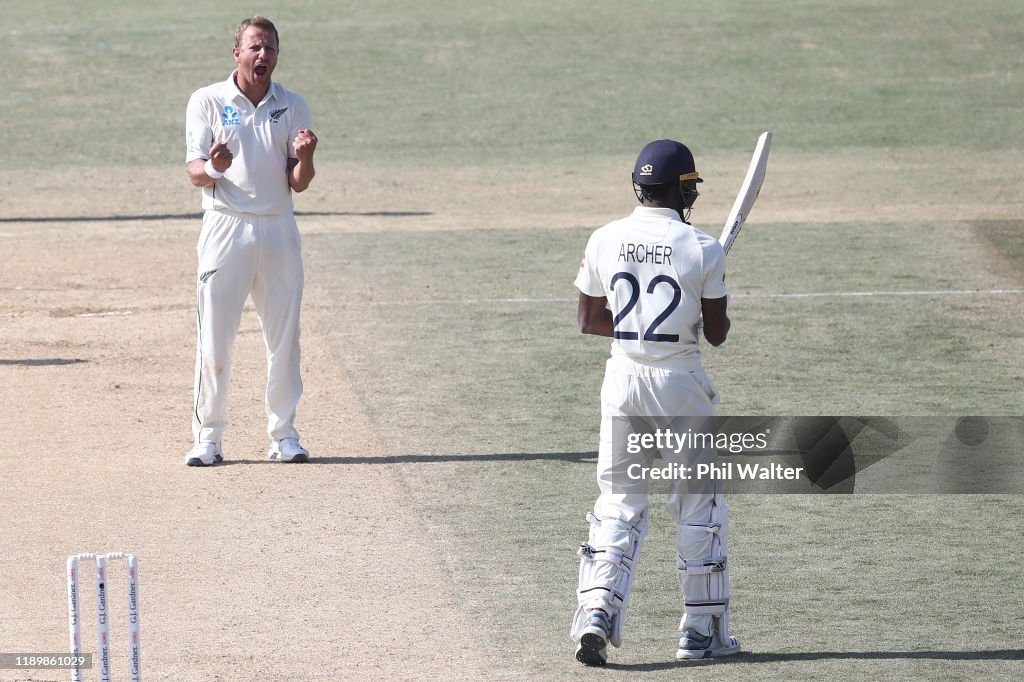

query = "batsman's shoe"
[575,609,612,667]
[185,442,223,467]
[675,628,741,661]
[268,437,310,463]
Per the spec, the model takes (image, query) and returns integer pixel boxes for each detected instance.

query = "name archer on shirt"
[618,243,672,265]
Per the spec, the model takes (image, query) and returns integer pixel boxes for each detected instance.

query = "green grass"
[5,0,1024,678]
[3,1,1022,169]
[975,220,1024,283]
[308,220,1024,678]
[309,223,1024,429]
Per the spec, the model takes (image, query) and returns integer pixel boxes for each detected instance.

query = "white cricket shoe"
[268,437,310,463]
[185,442,223,467]
[575,609,612,666]
[676,628,741,660]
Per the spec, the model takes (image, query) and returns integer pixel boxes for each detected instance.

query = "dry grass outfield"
[0,208,501,680]
[3,138,1024,679]
[4,146,1023,230]
[3,0,1023,676]
[293,151,1024,679]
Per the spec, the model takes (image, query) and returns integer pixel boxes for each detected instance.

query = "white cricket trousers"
[192,209,304,447]
[592,354,725,636]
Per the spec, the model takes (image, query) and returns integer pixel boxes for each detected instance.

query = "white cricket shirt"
[186,72,312,215]
[574,206,728,362]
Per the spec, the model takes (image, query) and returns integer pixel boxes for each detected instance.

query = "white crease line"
[742,288,1024,299]
[353,288,1024,305]
[6,289,1023,318]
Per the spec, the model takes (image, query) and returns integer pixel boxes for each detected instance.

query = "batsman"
[571,139,740,664]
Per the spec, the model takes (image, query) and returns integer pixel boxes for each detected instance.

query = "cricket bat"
[719,131,772,254]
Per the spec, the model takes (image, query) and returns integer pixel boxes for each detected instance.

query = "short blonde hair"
[234,16,279,49]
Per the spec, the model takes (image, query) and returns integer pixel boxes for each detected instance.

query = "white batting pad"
[572,512,648,648]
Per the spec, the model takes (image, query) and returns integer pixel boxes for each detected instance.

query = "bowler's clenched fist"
[209,141,233,173]
[294,129,317,162]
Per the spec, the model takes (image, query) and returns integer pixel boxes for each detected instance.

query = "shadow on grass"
[0,358,88,366]
[204,452,597,466]
[607,648,1024,671]
[972,219,1024,280]
[0,211,433,223]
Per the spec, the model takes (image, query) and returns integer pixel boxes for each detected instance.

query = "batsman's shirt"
[574,207,727,362]
[185,71,312,215]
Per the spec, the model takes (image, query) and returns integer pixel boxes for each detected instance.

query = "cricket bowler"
[183,16,317,466]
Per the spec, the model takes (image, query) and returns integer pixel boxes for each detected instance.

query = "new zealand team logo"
[269,107,288,123]
[221,106,241,126]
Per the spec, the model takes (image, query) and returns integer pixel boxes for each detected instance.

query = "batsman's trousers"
[192,208,304,447]
[592,354,724,636]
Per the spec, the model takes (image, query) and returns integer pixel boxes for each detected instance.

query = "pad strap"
[684,598,729,617]
[578,543,626,568]
[679,556,727,575]
[683,522,721,533]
